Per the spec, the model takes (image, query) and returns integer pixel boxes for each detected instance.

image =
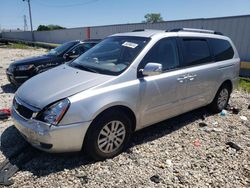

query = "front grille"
[13,98,34,119]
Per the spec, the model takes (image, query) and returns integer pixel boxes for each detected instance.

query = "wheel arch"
[210,79,233,104]
[91,105,137,132]
[220,79,233,94]
[82,104,137,152]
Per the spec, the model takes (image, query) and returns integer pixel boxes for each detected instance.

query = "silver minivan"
[12,28,240,160]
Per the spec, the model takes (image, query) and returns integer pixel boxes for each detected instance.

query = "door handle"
[186,74,197,81]
[177,75,188,83]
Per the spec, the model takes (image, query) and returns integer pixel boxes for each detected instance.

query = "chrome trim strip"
[14,76,29,79]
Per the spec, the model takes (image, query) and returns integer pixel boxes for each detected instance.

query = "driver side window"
[139,38,179,72]
[73,45,86,55]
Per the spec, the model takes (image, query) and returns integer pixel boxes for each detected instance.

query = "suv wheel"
[209,84,231,113]
[84,110,132,160]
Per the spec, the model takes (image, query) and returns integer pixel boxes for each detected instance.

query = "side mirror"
[63,53,69,60]
[141,62,162,76]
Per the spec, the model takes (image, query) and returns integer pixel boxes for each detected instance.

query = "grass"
[239,77,250,93]
[0,42,32,49]
[35,41,59,48]
[0,41,59,50]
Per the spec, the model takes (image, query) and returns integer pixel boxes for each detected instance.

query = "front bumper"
[6,69,29,86]
[6,69,31,86]
[12,107,91,153]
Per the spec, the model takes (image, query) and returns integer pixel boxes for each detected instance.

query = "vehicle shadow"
[1,83,17,94]
[0,107,212,178]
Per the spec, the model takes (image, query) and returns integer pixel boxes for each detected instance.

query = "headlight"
[16,64,34,71]
[40,99,70,125]
[8,64,15,72]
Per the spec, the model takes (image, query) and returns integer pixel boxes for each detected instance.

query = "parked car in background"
[6,39,100,86]
[12,28,239,160]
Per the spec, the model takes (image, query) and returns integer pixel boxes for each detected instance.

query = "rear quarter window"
[209,38,234,62]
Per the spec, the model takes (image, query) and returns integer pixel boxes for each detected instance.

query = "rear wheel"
[209,84,231,113]
[83,110,132,161]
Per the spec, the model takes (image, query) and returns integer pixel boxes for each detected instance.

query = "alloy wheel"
[217,88,229,109]
[97,120,126,153]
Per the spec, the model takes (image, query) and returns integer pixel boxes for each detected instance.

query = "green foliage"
[37,24,66,31]
[143,13,164,23]
[0,42,30,49]
[239,77,250,93]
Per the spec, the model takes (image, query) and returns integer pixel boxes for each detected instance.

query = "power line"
[34,0,100,8]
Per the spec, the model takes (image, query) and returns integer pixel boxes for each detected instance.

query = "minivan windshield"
[70,36,150,75]
[47,41,77,56]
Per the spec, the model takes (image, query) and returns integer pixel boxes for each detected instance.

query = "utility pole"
[23,15,28,31]
[23,0,34,42]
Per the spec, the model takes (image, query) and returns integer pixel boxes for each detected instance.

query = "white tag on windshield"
[122,42,138,48]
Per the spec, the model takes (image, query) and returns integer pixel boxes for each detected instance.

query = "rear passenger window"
[209,39,234,61]
[181,39,211,67]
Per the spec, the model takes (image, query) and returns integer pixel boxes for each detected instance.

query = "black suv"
[6,39,100,86]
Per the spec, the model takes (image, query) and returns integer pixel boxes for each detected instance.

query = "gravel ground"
[0,47,249,188]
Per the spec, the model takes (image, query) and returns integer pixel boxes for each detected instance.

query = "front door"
[138,37,188,127]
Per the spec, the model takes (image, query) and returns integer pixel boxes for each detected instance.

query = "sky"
[1,0,250,30]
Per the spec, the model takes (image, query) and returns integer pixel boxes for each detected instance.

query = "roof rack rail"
[132,29,145,32]
[169,28,223,35]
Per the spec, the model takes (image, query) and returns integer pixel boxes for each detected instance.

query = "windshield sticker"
[122,42,138,48]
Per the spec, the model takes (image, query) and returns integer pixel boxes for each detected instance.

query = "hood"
[12,54,53,66]
[16,64,114,109]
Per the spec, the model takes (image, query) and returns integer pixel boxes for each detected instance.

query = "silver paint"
[12,30,240,152]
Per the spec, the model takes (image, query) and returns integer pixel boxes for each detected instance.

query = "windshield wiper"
[73,63,99,73]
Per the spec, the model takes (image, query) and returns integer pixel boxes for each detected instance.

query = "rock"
[0,47,250,188]
[199,122,208,127]
[200,114,206,121]
[193,139,201,147]
[202,127,223,133]
[225,104,232,111]
[232,107,240,114]
[150,175,161,184]
[76,174,89,184]
[166,159,172,168]
[177,175,186,184]
[212,121,218,126]
[240,116,248,121]
[126,148,133,154]
[226,142,242,151]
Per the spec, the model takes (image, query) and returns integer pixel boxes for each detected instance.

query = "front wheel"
[209,84,231,113]
[83,110,132,161]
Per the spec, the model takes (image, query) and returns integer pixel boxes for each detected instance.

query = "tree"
[37,24,66,31]
[143,13,164,23]
[37,25,49,31]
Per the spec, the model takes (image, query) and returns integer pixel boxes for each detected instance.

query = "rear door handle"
[187,74,197,81]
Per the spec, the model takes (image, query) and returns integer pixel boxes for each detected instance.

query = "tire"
[209,83,231,113]
[83,109,132,161]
